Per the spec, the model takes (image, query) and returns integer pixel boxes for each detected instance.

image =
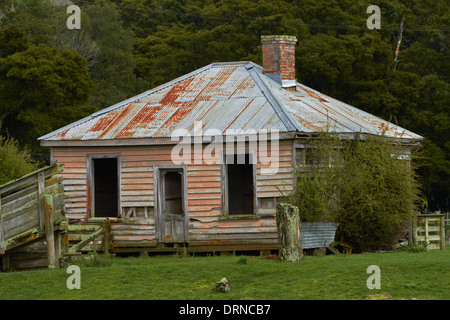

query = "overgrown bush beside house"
[286,132,422,252]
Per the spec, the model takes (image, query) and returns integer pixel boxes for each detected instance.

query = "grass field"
[0,249,448,300]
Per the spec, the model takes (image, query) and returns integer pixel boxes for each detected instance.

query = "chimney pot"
[261,35,297,91]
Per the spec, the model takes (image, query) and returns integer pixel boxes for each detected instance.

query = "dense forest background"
[0,0,448,212]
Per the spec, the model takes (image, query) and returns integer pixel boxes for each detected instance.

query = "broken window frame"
[221,150,257,217]
[392,148,411,163]
[294,143,342,173]
[87,154,121,219]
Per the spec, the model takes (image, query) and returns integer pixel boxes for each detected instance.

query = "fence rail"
[412,214,446,250]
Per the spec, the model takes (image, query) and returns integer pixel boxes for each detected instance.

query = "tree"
[81,4,148,108]
[0,44,96,156]
[132,0,307,88]
[1,0,146,109]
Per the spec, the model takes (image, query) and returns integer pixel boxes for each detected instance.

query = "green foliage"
[0,44,97,156]
[81,4,148,108]
[0,136,38,185]
[237,257,248,264]
[0,45,94,108]
[71,251,115,268]
[0,0,145,159]
[287,134,343,223]
[337,136,421,251]
[0,24,30,58]
[286,133,422,251]
[396,244,428,253]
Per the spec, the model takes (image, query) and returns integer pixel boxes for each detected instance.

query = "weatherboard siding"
[51,139,294,250]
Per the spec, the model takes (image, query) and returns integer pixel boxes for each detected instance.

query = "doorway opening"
[157,167,187,243]
[163,171,183,215]
[93,157,118,218]
[226,153,255,215]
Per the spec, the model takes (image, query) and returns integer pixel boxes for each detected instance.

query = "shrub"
[286,132,422,252]
[396,244,428,253]
[0,136,38,185]
[287,133,342,222]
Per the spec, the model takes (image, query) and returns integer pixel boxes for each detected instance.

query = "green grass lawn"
[0,249,449,300]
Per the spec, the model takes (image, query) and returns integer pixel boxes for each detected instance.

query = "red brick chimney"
[261,35,297,91]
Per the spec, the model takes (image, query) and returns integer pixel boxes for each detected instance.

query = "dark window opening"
[93,158,118,218]
[163,171,183,215]
[227,154,254,215]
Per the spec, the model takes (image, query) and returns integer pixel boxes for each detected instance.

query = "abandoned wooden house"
[36,35,422,255]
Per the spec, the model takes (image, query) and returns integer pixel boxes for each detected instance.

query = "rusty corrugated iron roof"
[39,61,422,143]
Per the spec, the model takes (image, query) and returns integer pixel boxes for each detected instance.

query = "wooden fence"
[67,220,112,255]
[0,165,66,270]
[412,214,446,250]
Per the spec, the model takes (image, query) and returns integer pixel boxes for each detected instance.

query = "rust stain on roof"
[96,103,137,139]
[299,86,328,103]
[292,114,324,132]
[159,76,195,105]
[116,104,165,138]
[153,101,199,136]
[196,67,240,101]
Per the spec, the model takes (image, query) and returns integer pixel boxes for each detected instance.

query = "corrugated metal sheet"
[43,63,288,141]
[300,222,339,249]
[263,76,422,140]
[39,61,422,142]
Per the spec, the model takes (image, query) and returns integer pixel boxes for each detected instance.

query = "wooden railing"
[0,164,66,269]
[67,220,112,255]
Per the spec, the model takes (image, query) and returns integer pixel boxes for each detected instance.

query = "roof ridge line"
[246,66,299,132]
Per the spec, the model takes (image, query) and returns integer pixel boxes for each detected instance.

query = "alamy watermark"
[66,5,81,30]
[367,5,381,30]
[66,4,381,31]
[66,265,81,289]
[170,121,280,175]
[366,265,381,289]
[67,4,381,31]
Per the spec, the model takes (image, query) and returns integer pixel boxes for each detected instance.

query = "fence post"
[44,194,56,268]
[276,203,303,262]
[440,215,446,250]
[38,172,45,233]
[103,219,111,254]
[412,217,418,245]
[0,194,5,270]
[0,195,4,254]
